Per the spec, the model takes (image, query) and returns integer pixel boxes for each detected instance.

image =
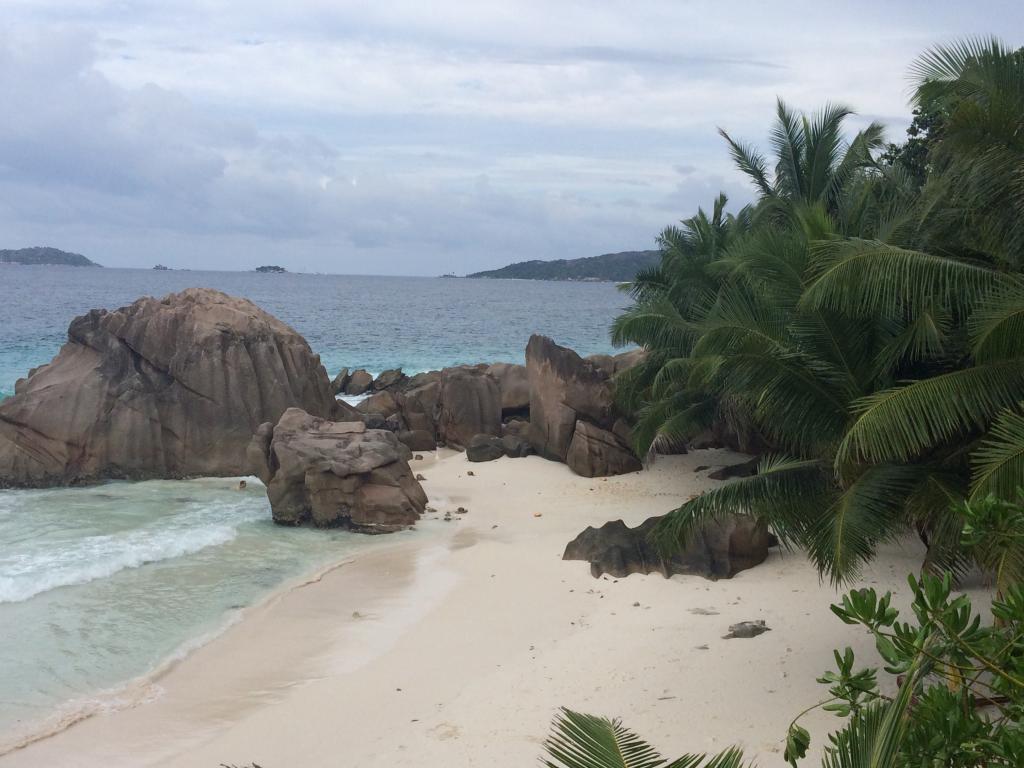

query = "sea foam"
[0,523,240,604]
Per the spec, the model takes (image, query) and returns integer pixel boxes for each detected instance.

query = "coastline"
[0,448,966,767]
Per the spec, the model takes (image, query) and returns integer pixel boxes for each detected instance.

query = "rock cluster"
[0,288,337,487]
[562,513,771,579]
[248,408,427,533]
[335,337,644,477]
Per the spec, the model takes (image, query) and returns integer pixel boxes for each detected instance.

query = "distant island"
[153,264,170,271]
[255,265,287,273]
[0,247,100,267]
[466,249,659,282]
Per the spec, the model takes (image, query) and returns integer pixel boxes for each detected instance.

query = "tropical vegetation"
[612,37,1024,585]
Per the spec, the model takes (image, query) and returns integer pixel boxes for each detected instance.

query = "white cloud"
[0,2,1020,273]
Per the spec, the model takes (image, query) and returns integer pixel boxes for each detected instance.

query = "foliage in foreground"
[612,37,1024,584]
[542,573,1024,768]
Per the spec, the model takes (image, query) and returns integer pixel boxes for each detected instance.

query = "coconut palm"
[619,37,1024,584]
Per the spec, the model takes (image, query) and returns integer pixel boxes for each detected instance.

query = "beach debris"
[414,454,424,460]
[723,620,771,639]
[633,601,641,607]
[456,506,468,514]
[695,644,710,650]
[689,607,719,615]
[533,512,543,517]
[467,470,475,476]
[695,465,710,472]
[416,473,427,481]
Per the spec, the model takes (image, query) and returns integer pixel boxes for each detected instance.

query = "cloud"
[0,2,1020,273]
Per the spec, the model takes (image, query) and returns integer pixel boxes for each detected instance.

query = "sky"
[0,2,1020,275]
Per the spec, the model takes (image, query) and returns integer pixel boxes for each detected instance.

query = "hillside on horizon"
[465,249,658,282]
[0,247,100,267]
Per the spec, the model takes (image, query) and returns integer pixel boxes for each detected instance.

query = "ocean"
[0,265,631,748]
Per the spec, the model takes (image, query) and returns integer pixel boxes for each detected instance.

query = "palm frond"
[970,407,1024,500]
[802,239,1008,319]
[837,360,1024,467]
[542,708,748,768]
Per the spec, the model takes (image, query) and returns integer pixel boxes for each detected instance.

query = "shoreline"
[0,448,967,767]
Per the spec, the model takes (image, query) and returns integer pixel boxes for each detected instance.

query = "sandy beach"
[1,448,944,767]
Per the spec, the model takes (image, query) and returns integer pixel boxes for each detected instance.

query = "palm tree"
[620,37,1024,584]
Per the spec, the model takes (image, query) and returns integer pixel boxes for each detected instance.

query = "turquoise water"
[0,265,630,747]
[0,478,387,746]
[0,265,630,399]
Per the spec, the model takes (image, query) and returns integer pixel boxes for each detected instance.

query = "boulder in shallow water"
[563,513,770,580]
[249,408,427,533]
[331,367,351,395]
[0,288,337,487]
[373,368,406,391]
[345,369,373,395]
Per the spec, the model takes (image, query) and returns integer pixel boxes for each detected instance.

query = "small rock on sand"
[722,620,770,639]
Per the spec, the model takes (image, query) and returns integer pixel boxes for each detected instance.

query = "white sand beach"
[1,448,943,767]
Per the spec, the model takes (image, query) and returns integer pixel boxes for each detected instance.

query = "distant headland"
[255,265,287,273]
[465,249,658,282]
[0,247,101,267]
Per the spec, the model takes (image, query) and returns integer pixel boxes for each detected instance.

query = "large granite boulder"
[331,368,351,395]
[525,336,643,476]
[357,390,401,419]
[586,349,646,378]
[436,367,501,449]
[563,513,770,579]
[466,434,506,462]
[526,335,629,471]
[486,362,530,414]
[373,368,406,391]
[0,288,337,488]
[345,369,373,396]
[566,420,642,477]
[248,408,427,533]
[397,380,440,435]
[398,429,436,451]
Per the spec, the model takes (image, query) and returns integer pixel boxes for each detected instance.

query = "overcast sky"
[1,2,1019,274]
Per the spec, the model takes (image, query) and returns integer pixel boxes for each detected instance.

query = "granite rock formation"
[525,335,640,476]
[248,408,426,533]
[436,367,502,449]
[0,288,337,487]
